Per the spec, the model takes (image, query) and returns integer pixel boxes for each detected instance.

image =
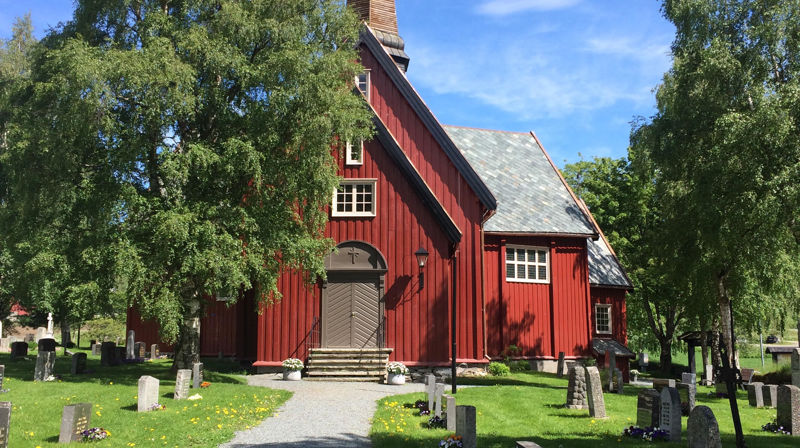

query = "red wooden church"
[128,0,633,379]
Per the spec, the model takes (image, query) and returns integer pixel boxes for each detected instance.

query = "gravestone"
[91,343,101,356]
[425,374,436,411]
[793,348,800,388]
[434,383,445,418]
[605,352,617,392]
[135,342,146,359]
[678,383,696,414]
[175,369,191,400]
[126,330,135,360]
[100,342,116,366]
[639,352,649,372]
[615,370,624,394]
[0,339,9,353]
[444,394,456,431]
[137,376,159,412]
[455,405,477,448]
[9,342,27,360]
[192,362,204,388]
[682,372,697,387]
[703,365,713,386]
[687,405,721,448]
[776,384,800,435]
[150,344,159,360]
[33,351,56,381]
[34,327,47,341]
[114,347,125,365]
[556,352,566,377]
[515,442,543,448]
[660,387,682,442]
[0,366,5,391]
[637,389,661,428]
[746,382,764,408]
[0,402,10,448]
[58,403,92,443]
[652,378,675,392]
[71,353,87,375]
[37,338,56,352]
[565,366,588,409]
[584,366,606,418]
[764,384,778,408]
[89,339,96,346]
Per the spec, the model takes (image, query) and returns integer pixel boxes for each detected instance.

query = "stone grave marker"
[776,384,800,435]
[38,338,56,352]
[434,383,445,417]
[192,362,204,388]
[746,382,764,408]
[638,352,648,372]
[71,353,87,375]
[584,366,606,418]
[660,387,682,442]
[455,405,477,448]
[515,442,543,448]
[150,344,159,360]
[34,327,47,341]
[58,403,92,443]
[0,402,10,448]
[605,352,617,392]
[764,384,778,408]
[0,366,5,391]
[114,347,125,365]
[138,376,160,412]
[91,343,101,356]
[615,370,624,394]
[100,342,116,366]
[9,342,27,360]
[556,352,566,377]
[444,394,456,431]
[126,330,135,360]
[678,382,696,414]
[636,389,660,428]
[652,378,675,392]
[682,372,697,387]
[135,342,146,359]
[703,365,713,386]
[175,369,191,400]
[33,351,56,381]
[0,339,9,353]
[425,374,436,411]
[565,366,588,409]
[687,405,721,448]
[793,348,800,388]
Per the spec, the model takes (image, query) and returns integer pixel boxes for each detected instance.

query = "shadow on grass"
[448,371,566,389]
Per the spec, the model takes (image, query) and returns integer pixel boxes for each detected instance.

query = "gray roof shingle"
[588,236,632,288]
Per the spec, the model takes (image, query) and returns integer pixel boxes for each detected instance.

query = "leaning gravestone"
[126,331,135,360]
[425,374,436,411]
[100,342,116,367]
[556,352,566,377]
[150,344,159,360]
[137,376,159,412]
[175,369,191,400]
[9,342,26,360]
[33,351,56,382]
[764,384,778,408]
[434,383,445,418]
[91,343,101,356]
[660,387,682,442]
[687,405,721,448]
[776,384,800,435]
[747,382,764,408]
[652,378,675,392]
[71,353,87,375]
[585,366,606,418]
[58,403,92,443]
[192,362,204,388]
[793,348,800,389]
[0,402,10,448]
[678,382,696,414]
[637,389,661,428]
[455,405,477,448]
[444,394,456,431]
[565,366,588,409]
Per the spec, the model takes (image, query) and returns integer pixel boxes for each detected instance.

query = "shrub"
[507,360,530,371]
[83,317,126,345]
[488,361,510,376]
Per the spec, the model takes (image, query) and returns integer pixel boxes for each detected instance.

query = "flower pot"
[283,369,302,381]
[387,372,406,385]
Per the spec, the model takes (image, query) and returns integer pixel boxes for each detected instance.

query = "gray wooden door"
[323,277,380,348]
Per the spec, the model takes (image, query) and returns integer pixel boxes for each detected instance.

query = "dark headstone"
[9,342,26,360]
[637,389,661,428]
[556,352,566,377]
[764,384,778,408]
[89,339,97,346]
[0,402,10,448]
[58,403,92,443]
[100,342,116,366]
[565,366,588,409]
[174,369,191,400]
[687,405,721,448]
[747,382,764,408]
[150,344,159,360]
[114,347,125,365]
[126,330,135,360]
[192,362,203,388]
[652,378,675,392]
[585,366,606,418]
[660,387,682,442]
[33,351,56,381]
[71,353,87,375]
[138,376,159,412]
[444,394,456,431]
[37,338,56,352]
[455,405,477,448]
[776,384,800,435]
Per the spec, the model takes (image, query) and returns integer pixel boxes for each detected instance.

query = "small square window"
[346,140,364,165]
[355,70,370,102]
[332,179,377,217]
[595,304,612,334]
[505,245,549,283]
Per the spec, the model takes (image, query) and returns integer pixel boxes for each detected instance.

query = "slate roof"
[443,126,596,235]
[588,236,633,288]
[591,338,635,358]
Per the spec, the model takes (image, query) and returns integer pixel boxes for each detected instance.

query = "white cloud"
[585,36,671,65]
[476,0,581,16]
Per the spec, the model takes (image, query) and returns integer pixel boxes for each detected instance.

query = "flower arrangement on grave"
[414,399,430,416]
[622,425,669,442]
[147,403,166,411]
[762,420,791,435]
[630,369,640,380]
[427,415,446,429]
[282,358,304,371]
[200,381,211,388]
[386,361,409,375]
[438,435,463,447]
[81,427,110,441]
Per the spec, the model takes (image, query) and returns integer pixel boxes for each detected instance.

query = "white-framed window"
[355,70,370,102]
[505,245,549,283]
[332,179,376,217]
[346,140,364,165]
[595,304,612,334]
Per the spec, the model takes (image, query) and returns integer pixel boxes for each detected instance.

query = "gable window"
[505,246,549,283]
[355,70,370,102]
[346,140,364,165]
[332,179,376,217]
[595,304,612,334]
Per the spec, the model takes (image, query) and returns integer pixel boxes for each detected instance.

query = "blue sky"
[0,0,675,166]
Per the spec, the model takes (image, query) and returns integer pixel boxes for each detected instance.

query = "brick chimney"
[348,0,410,72]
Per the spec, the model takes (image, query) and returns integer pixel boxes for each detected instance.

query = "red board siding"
[590,287,628,344]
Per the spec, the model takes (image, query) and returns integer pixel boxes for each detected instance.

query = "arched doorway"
[322,241,387,348]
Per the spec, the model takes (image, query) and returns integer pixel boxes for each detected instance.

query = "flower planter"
[387,372,406,385]
[283,369,302,381]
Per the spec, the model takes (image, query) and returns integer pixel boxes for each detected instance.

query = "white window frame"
[331,179,377,217]
[355,70,370,102]
[346,140,364,165]
[505,245,549,284]
[595,304,612,335]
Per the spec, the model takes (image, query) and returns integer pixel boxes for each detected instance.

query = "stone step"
[307,358,386,365]
[304,376,383,382]
[307,369,387,376]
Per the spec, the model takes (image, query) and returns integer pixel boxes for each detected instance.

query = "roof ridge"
[442,124,532,136]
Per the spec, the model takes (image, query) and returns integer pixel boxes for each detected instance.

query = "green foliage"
[83,317,126,343]
[505,360,530,372]
[487,361,511,376]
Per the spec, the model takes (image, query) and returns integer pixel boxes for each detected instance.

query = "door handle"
[351,312,357,317]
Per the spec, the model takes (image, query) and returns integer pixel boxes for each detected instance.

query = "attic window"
[595,304,612,334]
[332,179,376,217]
[346,140,364,165]
[505,246,549,283]
[356,70,370,102]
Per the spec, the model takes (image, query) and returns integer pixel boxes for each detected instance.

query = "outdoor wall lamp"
[415,247,429,290]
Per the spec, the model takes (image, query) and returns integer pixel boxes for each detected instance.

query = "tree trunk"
[716,271,734,367]
[700,329,709,370]
[172,297,202,370]
[711,318,722,370]
[659,338,673,373]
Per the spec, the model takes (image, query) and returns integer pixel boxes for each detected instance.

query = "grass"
[369,371,797,448]
[0,347,290,447]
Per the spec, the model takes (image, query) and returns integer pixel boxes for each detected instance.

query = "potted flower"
[282,358,303,381]
[630,369,640,382]
[386,361,408,385]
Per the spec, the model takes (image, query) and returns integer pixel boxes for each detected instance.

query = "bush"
[507,360,530,371]
[83,317,126,345]
[488,361,511,376]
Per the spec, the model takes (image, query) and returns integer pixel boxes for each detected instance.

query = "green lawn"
[0,348,290,447]
[369,371,796,448]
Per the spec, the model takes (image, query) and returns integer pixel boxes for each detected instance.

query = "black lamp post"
[415,247,429,290]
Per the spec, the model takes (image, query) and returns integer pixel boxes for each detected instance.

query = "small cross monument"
[45,313,54,338]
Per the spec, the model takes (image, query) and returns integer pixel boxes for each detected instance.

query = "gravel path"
[220,374,425,448]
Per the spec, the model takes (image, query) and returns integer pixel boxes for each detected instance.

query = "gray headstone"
[764,384,778,408]
[584,366,606,418]
[444,394,456,431]
[747,382,764,408]
[615,369,624,394]
[137,376,159,412]
[639,352,648,372]
[33,351,56,381]
[687,405,721,448]
[192,363,204,388]
[100,342,116,366]
[678,382,696,414]
[425,374,436,411]
[58,403,92,443]
[0,366,5,391]
[660,387,682,442]
[91,343,101,356]
[434,383,445,418]
[652,378,675,392]
[150,344,159,360]
[175,369,191,400]
[9,342,27,360]
[37,338,56,352]
[793,348,800,389]
[682,372,697,387]
[71,352,87,375]
[516,442,543,448]
[0,402,10,448]
[126,330,135,360]
[556,352,566,377]
[776,384,800,435]
[135,342,146,359]
[637,389,660,428]
[455,405,477,448]
[565,366,588,409]
[605,352,617,391]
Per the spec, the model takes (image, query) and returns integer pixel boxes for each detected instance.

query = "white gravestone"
[137,376,159,412]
